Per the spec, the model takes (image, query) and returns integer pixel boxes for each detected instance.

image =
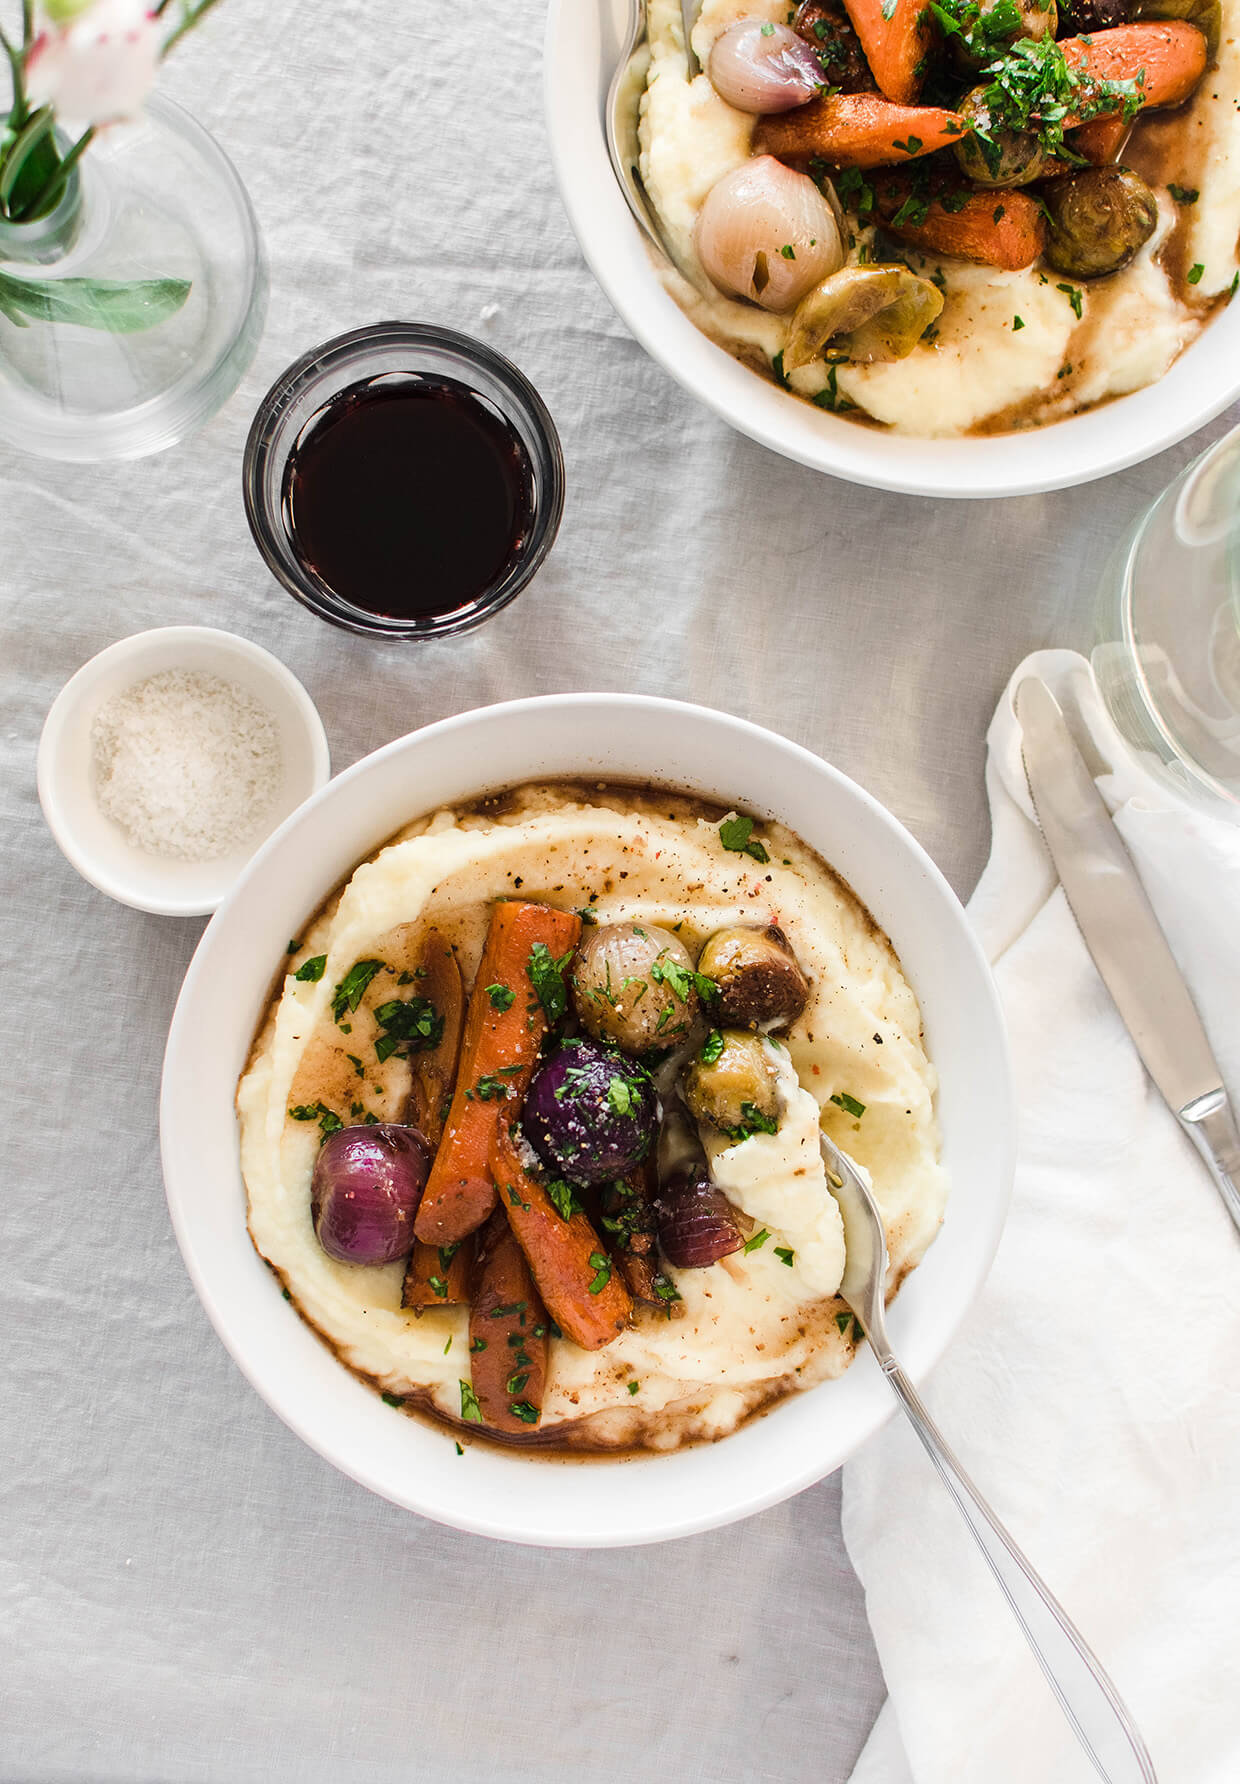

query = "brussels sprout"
[954,88,1049,188]
[682,1029,780,1136]
[571,923,701,1054]
[696,924,810,1029]
[783,266,944,371]
[1042,166,1158,279]
[1131,0,1218,59]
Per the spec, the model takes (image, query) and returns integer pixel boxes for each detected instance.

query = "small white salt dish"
[38,627,331,917]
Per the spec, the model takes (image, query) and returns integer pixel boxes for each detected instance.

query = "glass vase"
[0,94,266,461]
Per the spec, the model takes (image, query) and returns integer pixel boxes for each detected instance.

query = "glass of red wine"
[242,322,565,640]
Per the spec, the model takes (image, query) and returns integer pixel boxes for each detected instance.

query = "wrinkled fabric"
[1,0,1238,1778]
[845,651,1240,1784]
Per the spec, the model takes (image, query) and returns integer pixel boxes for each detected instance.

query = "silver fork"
[821,1132,1159,1784]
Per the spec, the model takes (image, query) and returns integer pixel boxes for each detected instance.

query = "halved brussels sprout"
[682,1030,779,1136]
[697,924,809,1029]
[1042,166,1158,279]
[783,266,944,371]
[1132,0,1219,60]
[954,88,1048,188]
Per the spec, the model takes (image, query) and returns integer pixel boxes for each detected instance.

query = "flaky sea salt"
[91,669,282,862]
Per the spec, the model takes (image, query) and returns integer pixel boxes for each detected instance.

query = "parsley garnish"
[1057,282,1083,319]
[428,1275,447,1298]
[627,1380,640,1395]
[1187,263,1204,285]
[468,1073,513,1102]
[830,1091,867,1118]
[506,1371,530,1396]
[454,1441,464,1455]
[771,348,791,390]
[719,814,770,863]
[728,1104,779,1142]
[331,959,386,1022]
[774,1246,796,1267]
[744,1228,770,1254]
[700,1029,725,1067]
[587,1252,612,1295]
[373,995,443,1063]
[545,1178,581,1221]
[459,1381,483,1423]
[527,942,574,1023]
[289,1101,343,1143]
[509,1400,539,1424]
[780,243,796,260]
[293,954,326,982]
[651,957,717,1004]
[834,1310,863,1340]
[1012,315,1024,331]
[652,1273,681,1305]
[469,1337,487,1353]
[607,1075,636,1117]
[760,18,775,32]
[381,1392,406,1408]
[486,982,515,1011]
[813,367,855,413]
[891,135,922,156]
[1168,184,1198,204]
[891,193,929,228]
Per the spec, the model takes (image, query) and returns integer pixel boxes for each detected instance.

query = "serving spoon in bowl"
[604,0,701,266]
[821,1132,1159,1784]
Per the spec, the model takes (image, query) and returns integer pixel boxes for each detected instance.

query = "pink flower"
[26,0,162,127]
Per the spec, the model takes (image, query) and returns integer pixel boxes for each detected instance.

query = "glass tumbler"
[1093,424,1240,820]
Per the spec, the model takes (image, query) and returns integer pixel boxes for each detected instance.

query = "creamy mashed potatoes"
[237,785,946,1452]
[639,0,1240,435]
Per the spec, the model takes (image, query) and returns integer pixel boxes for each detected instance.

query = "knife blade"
[1016,675,1240,1234]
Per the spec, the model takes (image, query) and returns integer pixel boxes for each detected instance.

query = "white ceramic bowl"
[544,0,1240,499]
[37,626,330,917]
[160,695,1014,1547]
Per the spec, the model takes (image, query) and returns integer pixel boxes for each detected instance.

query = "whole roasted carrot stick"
[413,901,582,1246]
[840,0,930,105]
[1060,22,1207,124]
[401,931,468,1310]
[468,1210,549,1433]
[755,94,966,168]
[492,1122,632,1351]
[872,175,1047,270]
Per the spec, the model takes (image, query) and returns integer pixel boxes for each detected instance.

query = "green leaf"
[830,1091,867,1119]
[0,269,192,334]
[293,954,326,982]
[0,105,53,209]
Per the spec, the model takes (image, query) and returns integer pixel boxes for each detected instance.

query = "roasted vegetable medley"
[683,0,1219,376]
[291,850,822,1438]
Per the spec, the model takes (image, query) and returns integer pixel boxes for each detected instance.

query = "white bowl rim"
[36,624,331,918]
[543,0,1240,499]
[160,692,1015,1546]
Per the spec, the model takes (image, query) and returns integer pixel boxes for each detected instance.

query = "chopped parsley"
[627,1380,640,1395]
[728,1104,780,1142]
[743,1228,771,1254]
[545,1178,582,1221]
[288,1101,343,1143]
[774,1246,796,1267]
[509,1400,539,1424]
[830,1091,867,1119]
[607,1075,636,1116]
[1057,282,1084,319]
[651,957,717,1004]
[469,1337,487,1353]
[760,18,775,32]
[373,995,443,1063]
[587,1252,612,1295]
[443,1336,452,1355]
[380,1392,406,1408]
[780,243,796,260]
[527,942,574,1024]
[486,982,515,1011]
[972,33,1141,169]
[1012,315,1024,331]
[812,367,855,413]
[652,1273,681,1306]
[891,135,922,156]
[881,0,897,18]
[459,1381,483,1423]
[428,1275,448,1298]
[718,814,770,863]
[454,1441,464,1455]
[468,1073,514,1102]
[293,954,326,982]
[835,1310,863,1340]
[700,1029,725,1067]
[1187,262,1205,285]
[506,1371,530,1396]
[771,348,791,391]
[891,193,929,228]
[1168,184,1199,205]
[331,959,386,1022]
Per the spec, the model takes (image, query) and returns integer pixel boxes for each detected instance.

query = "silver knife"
[1016,676,1240,1235]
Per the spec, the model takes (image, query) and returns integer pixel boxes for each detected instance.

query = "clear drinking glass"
[1093,424,1240,820]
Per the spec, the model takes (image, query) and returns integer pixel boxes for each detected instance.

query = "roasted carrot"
[413,901,583,1246]
[401,932,468,1310]
[839,0,929,104]
[1067,114,1132,164]
[491,1123,633,1351]
[1060,22,1207,123]
[468,1211,549,1434]
[755,94,967,169]
[872,174,1047,270]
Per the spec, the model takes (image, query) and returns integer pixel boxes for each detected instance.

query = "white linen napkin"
[843,649,1240,1784]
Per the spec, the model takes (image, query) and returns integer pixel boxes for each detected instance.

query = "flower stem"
[21,0,32,52]
[161,0,224,57]
[14,123,94,221]
[0,20,29,133]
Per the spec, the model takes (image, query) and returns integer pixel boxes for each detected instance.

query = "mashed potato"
[639,0,1240,435]
[237,785,946,1452]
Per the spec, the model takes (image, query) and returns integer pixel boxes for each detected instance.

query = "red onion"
[310,1125,429,1266]
[656,1169,743,1269]
[708,19,825,113]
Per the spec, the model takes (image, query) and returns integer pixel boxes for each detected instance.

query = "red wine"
[284,376,535,620]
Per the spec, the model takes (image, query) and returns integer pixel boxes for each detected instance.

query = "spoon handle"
[877,1350,1159,1784]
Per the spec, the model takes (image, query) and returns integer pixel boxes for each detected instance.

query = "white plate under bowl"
[160,694,1014,1547]
[544,0,1240,498]
[37,626,330,917]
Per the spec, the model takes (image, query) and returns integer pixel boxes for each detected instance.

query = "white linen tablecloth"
[0,3,1236,1780]
[844,652,1240,1784]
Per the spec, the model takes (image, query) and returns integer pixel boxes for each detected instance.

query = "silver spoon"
[604,0,700,266]
[821,1132,1159,1784]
